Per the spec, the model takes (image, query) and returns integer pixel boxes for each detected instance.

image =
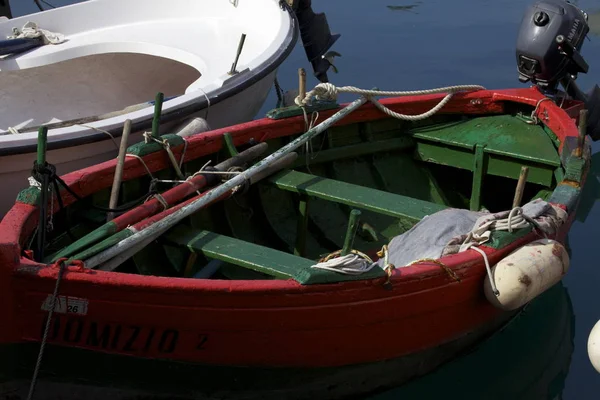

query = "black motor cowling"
[517,0,600,141]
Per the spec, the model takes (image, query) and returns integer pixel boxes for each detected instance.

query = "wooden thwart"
[268,170,447,222]
[165,226,385,285]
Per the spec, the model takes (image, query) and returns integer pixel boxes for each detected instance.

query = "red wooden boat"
[0,82,592,399]
[1,2,599,398]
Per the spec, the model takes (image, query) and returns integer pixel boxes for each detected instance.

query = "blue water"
[11,0,600,398]
[258,2,600,397]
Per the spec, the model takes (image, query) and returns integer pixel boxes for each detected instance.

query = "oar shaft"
[96,152,299,271]
[85,96,367,269]
[48,142,269,262]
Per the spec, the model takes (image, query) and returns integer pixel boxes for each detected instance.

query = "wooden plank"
[410,115,561,167]
[470,144,486,211]
[291,137,415,168]
[414,142,555,187]
[164,226,386,285]
[268,170,447,222]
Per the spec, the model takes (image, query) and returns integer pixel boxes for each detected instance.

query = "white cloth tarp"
[374,198,567,269]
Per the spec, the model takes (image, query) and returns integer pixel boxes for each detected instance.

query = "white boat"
[0,0,298,216]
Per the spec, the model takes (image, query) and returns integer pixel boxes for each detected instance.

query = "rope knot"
[32,161,57,181]
[295,82,339,107]
[50,257,86,272]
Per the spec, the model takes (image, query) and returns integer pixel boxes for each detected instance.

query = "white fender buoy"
[174,117,211,138]
[483,239,570,311]
[588,320,600,373]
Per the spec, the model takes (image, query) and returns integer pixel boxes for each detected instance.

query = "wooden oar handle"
[215,142,268,171]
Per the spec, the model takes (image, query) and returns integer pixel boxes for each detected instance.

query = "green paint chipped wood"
[564,156,586,183]
[294,195,310,257]
[126,134,184,157]
[266,101,339,120]
[486,226,533,249]
[549,184,581,212]
[268,170,447,222]
[470,144,486,211]
[16,186,43,206]
[165,226,385,284]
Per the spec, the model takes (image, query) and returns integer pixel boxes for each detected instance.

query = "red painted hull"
[0,88,588,395]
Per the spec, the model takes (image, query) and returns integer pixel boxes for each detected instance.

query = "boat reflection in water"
[370,281,574,400]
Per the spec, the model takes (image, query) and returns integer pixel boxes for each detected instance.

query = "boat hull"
[0,311,514,400]
[0,87,589,399]
[0,70,276,216]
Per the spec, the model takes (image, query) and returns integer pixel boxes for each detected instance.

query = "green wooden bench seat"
[267,170,447,223]
[164,226,386,285]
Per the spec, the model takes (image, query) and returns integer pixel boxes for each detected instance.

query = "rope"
[26,258,67,400]
[310,249,376,275]
[526,98,553,125]
[147,192,169,211]
[458,206,534,296]
[407,258,461,282]
[30,161,155,214]
[143,132,185,179]
[377,244,395,286]
[76,124,120,151]
[295,83,486,122]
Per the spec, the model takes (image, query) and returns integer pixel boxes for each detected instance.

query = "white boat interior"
[0,0,293,134]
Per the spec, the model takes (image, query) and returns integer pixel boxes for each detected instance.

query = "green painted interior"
[30,111,574,285]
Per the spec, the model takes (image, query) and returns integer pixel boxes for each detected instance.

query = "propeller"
[322,50,342,74]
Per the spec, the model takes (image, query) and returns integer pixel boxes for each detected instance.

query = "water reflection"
[369,282,574,400]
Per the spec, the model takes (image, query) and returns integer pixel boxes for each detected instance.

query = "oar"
[107,119,132,221]
[96,152,299,271]
[68,152,298,269]
[82,95,369,269]
[46,141,269,262]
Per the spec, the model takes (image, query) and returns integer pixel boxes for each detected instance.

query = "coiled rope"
[295,83,486,122]
[459,207,535,296]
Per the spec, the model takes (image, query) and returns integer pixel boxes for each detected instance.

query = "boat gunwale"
[0,87,587,298]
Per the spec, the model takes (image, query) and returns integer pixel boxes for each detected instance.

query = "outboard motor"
[292,0,341,83]
[516,0,600,140]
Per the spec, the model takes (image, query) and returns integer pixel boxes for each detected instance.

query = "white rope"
[143,132,185,179]
[76,124,120,151]
[125,154,154,179]
[526,97,553,125]
[459,207,532,296]
[9,21,65,45]
[147,192,169,211]
[310,252,378,275]
[295,83,485,122]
